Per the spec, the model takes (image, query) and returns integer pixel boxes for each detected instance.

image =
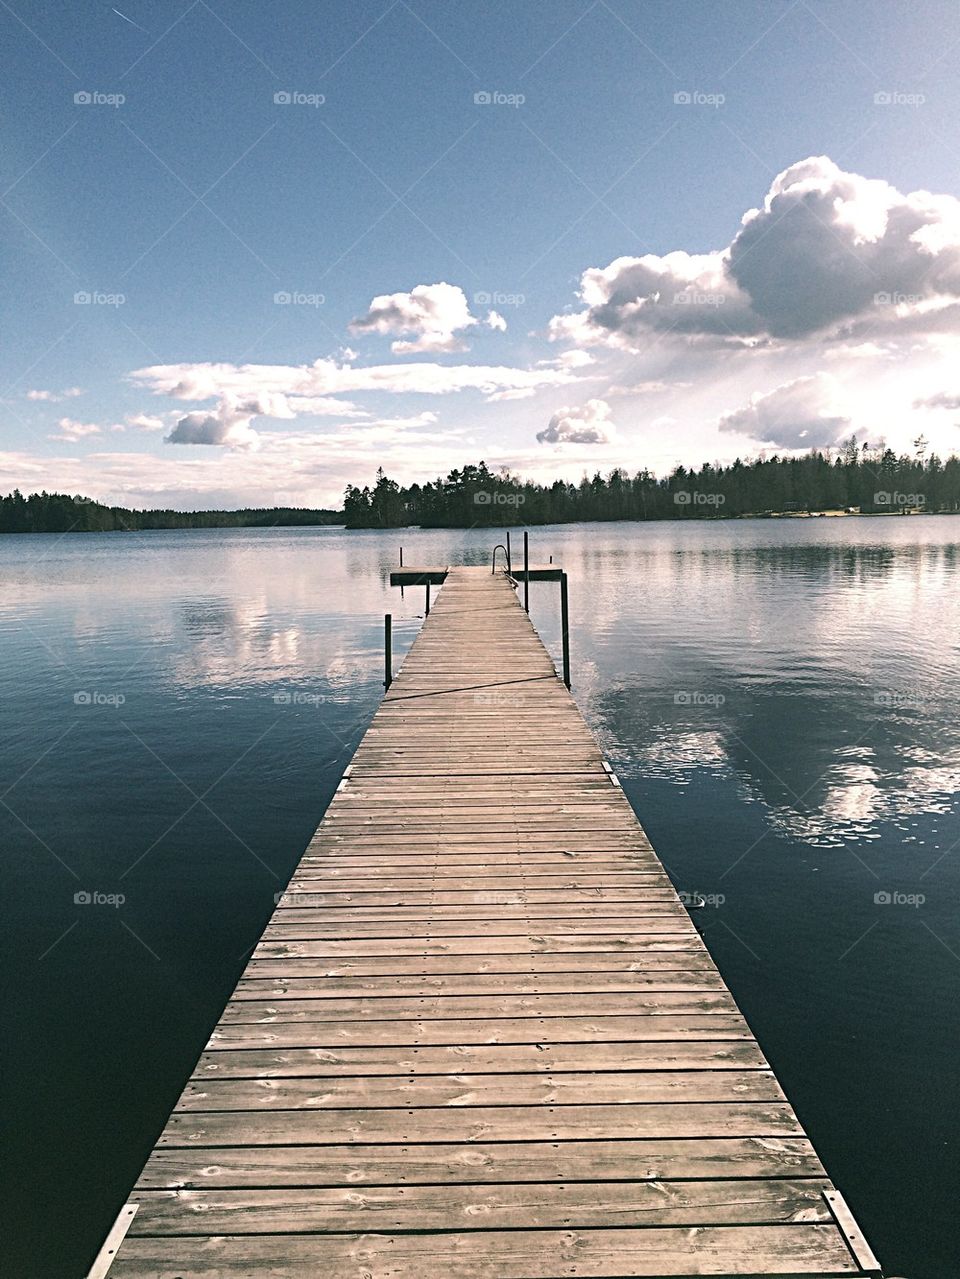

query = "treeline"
[0,490,341,534]
[344,448,960,528]
[9,442,960,535]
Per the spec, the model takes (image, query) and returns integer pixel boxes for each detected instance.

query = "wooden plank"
[217,991,739,1023]
[129,1179,834,1234]
[230,972,727,999]
[192,1040,768,1078]
[110,1225,861,1276]
[135,1137,827,1190]
[243,953,718,975]
[157,1101,807,1146]
[270,908,694,923]
[207,1014,756,1049]
[258,925,701,944]
[175,1069,784,1112]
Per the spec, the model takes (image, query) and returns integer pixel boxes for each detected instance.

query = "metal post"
[560,572,571,689]
[425,581,430,615]
[523,530,529,613]
[384,613,393,689]
[506,530,512,573]
[399,546,403,566]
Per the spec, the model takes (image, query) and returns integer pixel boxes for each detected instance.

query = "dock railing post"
[384,613,393,689]
[506,529,512,573]
[560,572,571,689]
[523,530,529,613]
[425,582,431,615]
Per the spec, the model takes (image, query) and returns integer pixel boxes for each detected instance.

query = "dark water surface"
[2,519,958,1277]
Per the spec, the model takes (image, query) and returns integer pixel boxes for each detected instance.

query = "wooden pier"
[96,566,882,1277]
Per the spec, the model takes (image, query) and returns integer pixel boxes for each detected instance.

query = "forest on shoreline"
[5,442,960,533]
[0,490,340,534]
[343,445,960,528]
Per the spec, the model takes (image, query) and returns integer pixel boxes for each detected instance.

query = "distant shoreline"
[1,505,954,536]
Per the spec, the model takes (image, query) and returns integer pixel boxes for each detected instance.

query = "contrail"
[112,7,149,33]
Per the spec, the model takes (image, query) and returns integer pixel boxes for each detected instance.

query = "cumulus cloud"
[166,398,265,449]
[550,156,960,349]
[537,398,615,445]
[349,282,505,354]
[718,374,852,449]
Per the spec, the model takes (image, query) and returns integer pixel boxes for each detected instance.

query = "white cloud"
[50,417,105,441]
[357,411,439,430]
[718,374,852,449]
[486,387,537,402]
[349,282,497,354]
[537,398,615,445]
[606,379,681,396]
[129,356,580,447]
[550,156,960,349]
[132,355,577,402]
[486,309,507,332]
[538,350,596,370]
[28,387,83,402]
[125,414,167,434]
[914,391,960,411]
[125,413,168,431]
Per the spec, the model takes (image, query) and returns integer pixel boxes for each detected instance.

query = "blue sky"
[4,0,960,508]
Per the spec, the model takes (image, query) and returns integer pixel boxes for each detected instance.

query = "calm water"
[2,518,959,1277]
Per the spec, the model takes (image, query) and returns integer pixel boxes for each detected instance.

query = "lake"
[2,517,958,1277]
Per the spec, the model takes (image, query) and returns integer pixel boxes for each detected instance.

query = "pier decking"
[99,566,882,1277]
